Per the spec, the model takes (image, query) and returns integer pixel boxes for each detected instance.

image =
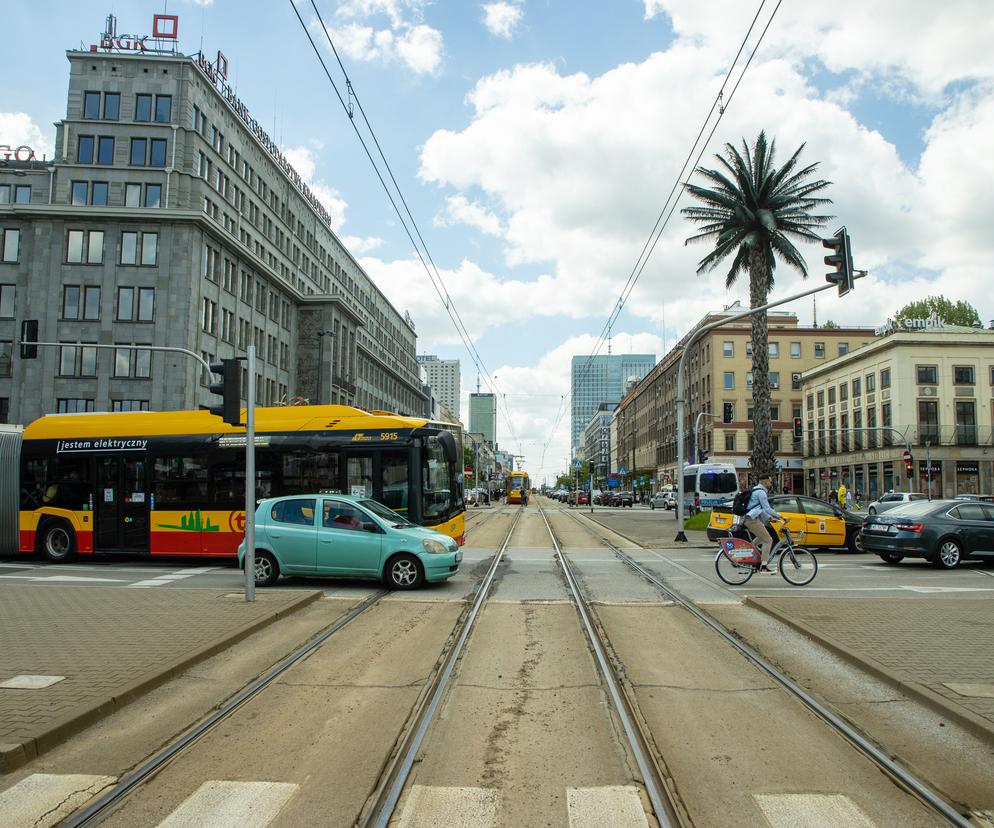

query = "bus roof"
[508,470,528,477]
[22,405,431,441]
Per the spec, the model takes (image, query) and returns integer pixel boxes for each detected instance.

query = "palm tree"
[682,132,832,479]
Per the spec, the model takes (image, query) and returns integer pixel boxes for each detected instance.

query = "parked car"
[238,494,462,589]
[866,491,929,515]
[649,491,675,510]
[862,499,994,568]
[708,493,866,553]
[576,491,589,505]
[615,491,634,508]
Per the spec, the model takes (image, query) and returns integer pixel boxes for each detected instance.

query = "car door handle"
[270,532,282,538]
[320,538,333,544]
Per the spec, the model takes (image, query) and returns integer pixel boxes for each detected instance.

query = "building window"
[745,342,753,358]
[953,366,975,385]
[0,341,12,377]
[135,94,152,122]
[203,245,219,282]
[768,342,779,358]
[0,284,14,318]
[838,342,849,356]
[0,185,8,204]
[918,400,939,444]
[149,138,167,167]
[57,398,95,414]
[144,184,162,208]
[828,386,836,405]
[769,372,780,389]
[955,401,976,445]
[112,400,149,412]
[61,285,101,321]
[221,308,233,343]
[722,341,733,358]
[865,372,876,393]
[816,390,824,408]
[130,138,147,166]
[839,382,848,402]
[789,341,801,359]
[866,405,877,448]
[0,397,7,422]
[78,135,94,164]
[814,342,825,359]
[116,287,155,321]
[881,402,892,447]
[724,432,736,451]
[97,136,114,165]
[1,229,19,263]
[125,183,141,207]
[852,377,861,398]
[58,344,97,377]
[746,372,753,389]
[91,182,108,206]
[13,185,30,204]
[103,93,120,120]
[880,367,891,389]
[114,346,151,378]
[83,91,101,119]
[71,181,88,205]
[201,298,217,334]
[155,95,172,123]
[65,229,104,264]
[120,232,158,266]
[916,365,938,385]
[723,371,734,390]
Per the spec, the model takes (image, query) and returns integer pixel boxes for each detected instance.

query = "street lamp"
[693,411,716,465]
[316,329,334,404]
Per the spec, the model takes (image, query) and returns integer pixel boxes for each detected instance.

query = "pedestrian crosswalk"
[128,567,219,588]
[0,773,114,828]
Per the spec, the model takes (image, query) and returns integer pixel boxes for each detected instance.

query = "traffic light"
[793,417,803,440]
[208,358,242,425]
[823,228,854,297]
[19,320,38,359]
[903,450,914,478]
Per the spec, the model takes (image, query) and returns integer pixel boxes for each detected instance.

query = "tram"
[10,405,466,560]
[507,471,530,505]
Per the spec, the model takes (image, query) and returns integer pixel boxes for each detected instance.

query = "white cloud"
[314,0,443,75]
[434,195,504,236]
[0,112,54,160]
[341,234,385,254]
[482,2,523,39]
[281,144,349,231]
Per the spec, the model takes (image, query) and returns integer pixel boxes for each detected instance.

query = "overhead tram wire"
[537,0,782,467]
[288,1,519,445]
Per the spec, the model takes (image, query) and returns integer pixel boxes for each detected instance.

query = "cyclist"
[743,472,786,573]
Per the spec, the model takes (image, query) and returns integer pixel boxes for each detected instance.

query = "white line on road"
[0,574,127,583]
[0,773,115,828]
[754,793,877,827]
[156,780,298,828]
[396,786,499,827]
[567,786,650,827]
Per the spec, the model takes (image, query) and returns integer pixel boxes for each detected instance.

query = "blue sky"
[4,1,993,483]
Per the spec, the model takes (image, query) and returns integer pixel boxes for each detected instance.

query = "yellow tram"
[507,471,530,505]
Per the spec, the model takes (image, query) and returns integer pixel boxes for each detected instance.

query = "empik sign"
[875,311,945,336]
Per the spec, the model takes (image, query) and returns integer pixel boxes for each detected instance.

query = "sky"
[4,0,994,485]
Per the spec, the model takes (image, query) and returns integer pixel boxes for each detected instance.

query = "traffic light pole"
[19,341,212,375]
[244,345,256,602]
[675,273,866,541]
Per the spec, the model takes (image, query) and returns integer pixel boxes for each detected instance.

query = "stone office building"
[0,24,426,424]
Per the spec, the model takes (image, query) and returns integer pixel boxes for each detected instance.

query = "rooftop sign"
[875,311,946,336]
[90,13,179,55]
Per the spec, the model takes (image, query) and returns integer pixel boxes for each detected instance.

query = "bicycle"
[714,517,818,586]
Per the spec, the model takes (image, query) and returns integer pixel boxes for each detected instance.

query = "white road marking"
[0,574,126,583]
[129,568,220,588]
[902,586,994,593]
[754,793,877,827]
[157,780,298,827]
[944,683,994,698]
[567,786,649,827]
[128,579,170,588]
[0,773,115,827]
[396,785,499,827]
[0,674,66,689]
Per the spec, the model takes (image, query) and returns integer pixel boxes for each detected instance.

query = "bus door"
[95,457,149,553]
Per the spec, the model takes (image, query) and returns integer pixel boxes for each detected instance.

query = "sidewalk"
[0,584,320,772]
[747,596,994,743]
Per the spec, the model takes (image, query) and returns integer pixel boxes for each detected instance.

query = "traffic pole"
[244,345,256,602]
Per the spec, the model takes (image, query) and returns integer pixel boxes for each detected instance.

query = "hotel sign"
[875,311,945,336]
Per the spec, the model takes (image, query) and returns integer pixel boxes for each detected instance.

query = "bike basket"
[720,537,761,565]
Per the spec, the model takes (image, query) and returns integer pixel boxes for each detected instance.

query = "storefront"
[956,460,980,495]
[919,459,942,498]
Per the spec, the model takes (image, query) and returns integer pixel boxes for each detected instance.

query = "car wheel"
[847,529,864,554]
[254,551,280,587]
[39,520,76,562]
[868,507,877,515]
[934,539,962,570]
[879,552,903,564]
[385,553,424,590]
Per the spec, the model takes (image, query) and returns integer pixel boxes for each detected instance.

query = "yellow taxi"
[707,494,865,553]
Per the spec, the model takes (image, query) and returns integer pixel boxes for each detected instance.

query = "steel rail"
[361,507,523,828]
[60,589,388,828]
[558,506,974,828]
[537,504,685,828]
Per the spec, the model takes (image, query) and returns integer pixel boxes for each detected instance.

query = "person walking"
[743,473,786,573]
[837,480,847,510]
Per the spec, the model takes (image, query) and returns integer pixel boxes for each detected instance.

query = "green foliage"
[821,320,839,329]
[463,446,475,470]
[894,296,981,327]
[683,510,712,531]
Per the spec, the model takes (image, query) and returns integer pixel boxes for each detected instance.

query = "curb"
[0,590,322,773]
[745,597,994,747]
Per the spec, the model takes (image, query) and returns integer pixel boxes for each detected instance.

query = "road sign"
[619,466,628,475]
[574,458,581,469]
[903,450,912,462]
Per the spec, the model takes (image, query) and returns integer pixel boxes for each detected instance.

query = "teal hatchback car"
[238,495,462,589]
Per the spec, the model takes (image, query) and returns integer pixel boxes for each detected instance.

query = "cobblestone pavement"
[748,597,994,740]
[0,585,319,772]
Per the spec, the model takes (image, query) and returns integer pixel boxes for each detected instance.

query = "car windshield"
[360,499,414,527]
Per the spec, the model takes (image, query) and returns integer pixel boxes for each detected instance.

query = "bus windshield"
[422,435,454,523]
[699,471,738,494]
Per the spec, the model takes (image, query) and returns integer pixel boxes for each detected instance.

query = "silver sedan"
[866,491,929,515]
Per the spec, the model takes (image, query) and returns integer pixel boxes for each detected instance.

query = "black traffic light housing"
[209,358,242,425]
[823,227,854,297]
[20,320,38,359]
[904,451,914,479]
[793,417,803,440]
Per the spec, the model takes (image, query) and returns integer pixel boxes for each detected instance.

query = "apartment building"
[417,355,460,421]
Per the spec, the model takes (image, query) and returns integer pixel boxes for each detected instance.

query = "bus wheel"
[39,520,76,562]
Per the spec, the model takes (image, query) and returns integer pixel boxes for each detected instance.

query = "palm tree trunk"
[748,247,774,480]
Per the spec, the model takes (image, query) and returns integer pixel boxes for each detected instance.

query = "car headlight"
[422,538,449,554]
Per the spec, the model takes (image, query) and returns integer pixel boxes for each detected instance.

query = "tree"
[682,132,832,478]
[894,296,981,327]
[822,320,839,329]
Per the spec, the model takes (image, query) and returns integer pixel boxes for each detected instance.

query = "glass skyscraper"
[571,354,655,456]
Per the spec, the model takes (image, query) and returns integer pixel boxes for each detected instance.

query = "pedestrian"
[743,473,785,573]
[845,488,853,510]
[837,480,847,509]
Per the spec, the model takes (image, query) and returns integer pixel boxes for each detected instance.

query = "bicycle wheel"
[778,546,818,586]
[715,550,755,585]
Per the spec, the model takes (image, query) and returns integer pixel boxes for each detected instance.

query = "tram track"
[54,508,522,828]
[551,502,978,828]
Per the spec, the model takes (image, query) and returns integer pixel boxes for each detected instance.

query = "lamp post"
[316,329,334,404]
[693,411,716,465]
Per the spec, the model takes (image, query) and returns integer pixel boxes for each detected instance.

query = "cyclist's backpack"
[731,486,757,517]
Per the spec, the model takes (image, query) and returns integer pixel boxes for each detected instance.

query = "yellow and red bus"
[13,405,465,561]
[507,471,530,505]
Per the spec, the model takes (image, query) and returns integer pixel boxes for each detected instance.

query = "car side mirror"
[362,521,380,533]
